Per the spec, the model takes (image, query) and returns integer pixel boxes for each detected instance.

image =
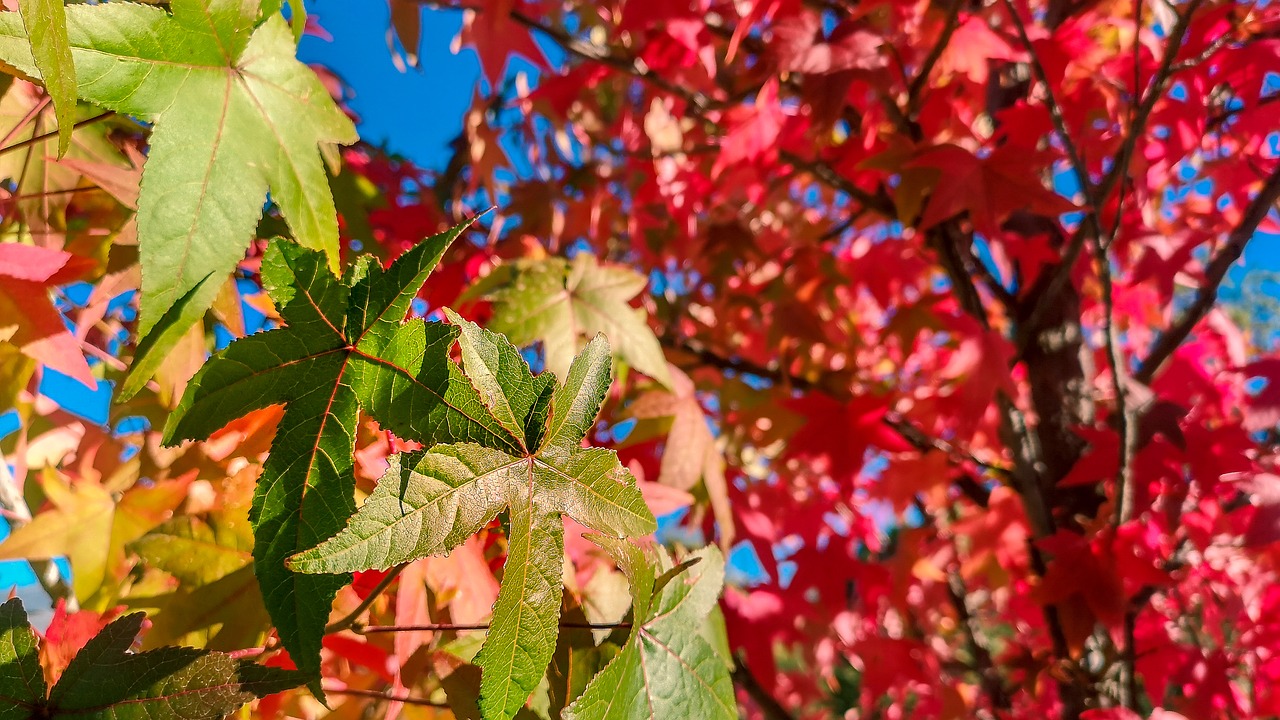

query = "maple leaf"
[0,242,94,387]
[162,220,517,679]
[935,15,1022,85]
[0,0,359,398]
[388,0,422,69]
[464,252,673,388]
[712,80,785,178]
[0,598,302,720]
[782,392,913,482]
[1236,358,1280,431]
[289,325,656,720]
[37,601,124,687]
[563,538,735,720]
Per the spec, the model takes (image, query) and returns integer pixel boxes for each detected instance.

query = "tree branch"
[946,571,1011,711]
[0,112,113,159]
[323,686,449,707]
[659,333,1010,498]
[1135,164,1280,383]
[1092,0,1204,214]
[906,0,963,113]
[1000,0,1097,218]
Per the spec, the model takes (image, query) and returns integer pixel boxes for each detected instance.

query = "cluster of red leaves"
[379,0,1280,717]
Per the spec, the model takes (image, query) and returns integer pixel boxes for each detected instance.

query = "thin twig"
[324,563,408,634]
[659,333,1012,490]
[0,95,50,151]
[1001,0,1098,216]
[0,112,114,159]
[3,186,106,202]
[1092,0,1204,216]
[906,0,963,112]
[323,686,449,707]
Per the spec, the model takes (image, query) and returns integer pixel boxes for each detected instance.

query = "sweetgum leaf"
[290,330,656,720]
[0,0,358,398]
[0,601,300,720]
[562,540,735,720]
[162,219,510,678]
[465,253,673,388]
[129,512,270,651]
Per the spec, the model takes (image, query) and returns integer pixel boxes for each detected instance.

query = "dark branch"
[732,654,798,720]
[358,621,631,633]
[324,687,449,708]
[1134,165,1280,383]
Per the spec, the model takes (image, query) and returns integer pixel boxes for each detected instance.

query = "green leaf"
[445,307,544,442]
[290,332,656,719]
[474,500,565,720]
[162,220,507,678]
[0,0,359,398]
[0,598,46,720]
[465,254,673,388]
[0,603,299,720]
[562,540,735,720]
[15,0,74,157]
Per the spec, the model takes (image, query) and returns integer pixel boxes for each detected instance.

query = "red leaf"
[771,12,885,74]
[0,244,96,387]
[39,601,126,686]
[907,144,1078,234]
[457,0,547,86]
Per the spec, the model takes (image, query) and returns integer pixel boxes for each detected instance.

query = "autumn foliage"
[1,0,1280,718]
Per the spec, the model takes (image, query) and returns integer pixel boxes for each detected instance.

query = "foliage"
[0,598,300,720]
[0,0,1278,718]
[0,0,356,398]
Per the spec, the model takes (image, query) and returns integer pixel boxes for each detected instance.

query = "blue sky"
[298,3,478,171]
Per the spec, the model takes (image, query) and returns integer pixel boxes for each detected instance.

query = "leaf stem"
[357,621,631,634]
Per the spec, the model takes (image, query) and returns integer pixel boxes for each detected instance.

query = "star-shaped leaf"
[563,539,735,720]
[465,253,673,388]
[0,0,359,398]
[161,219,515,680]
[289,323,657,720]
[0,599,302,720]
